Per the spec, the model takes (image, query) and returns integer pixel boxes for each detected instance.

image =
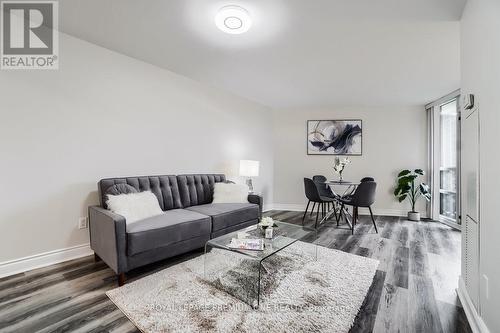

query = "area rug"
[106,242,379,333]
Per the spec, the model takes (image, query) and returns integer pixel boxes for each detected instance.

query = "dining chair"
[337,181,378,234]
[360,177,375,182]
[303,178,335,228]
[312,175,338,217]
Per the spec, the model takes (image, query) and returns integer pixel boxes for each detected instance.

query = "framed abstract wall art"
[307,120,362,155]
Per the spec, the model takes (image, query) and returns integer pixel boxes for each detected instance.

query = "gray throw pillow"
[105,184,138,197]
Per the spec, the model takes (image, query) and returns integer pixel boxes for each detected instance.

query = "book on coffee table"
[227,238,264,251]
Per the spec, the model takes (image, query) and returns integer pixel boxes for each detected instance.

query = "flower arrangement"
[333,157,351,182]
[258,217,276,229]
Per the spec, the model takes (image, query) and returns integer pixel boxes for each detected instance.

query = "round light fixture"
[215,5,252,34]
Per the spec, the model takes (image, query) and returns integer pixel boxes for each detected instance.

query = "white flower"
[333,157,351,174]
[259,217,274,227]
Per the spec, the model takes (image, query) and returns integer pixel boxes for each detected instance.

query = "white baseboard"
[271,204,305,212]
[0,243,93,279]
[458,276,490,333]
[269,203,424,218]
[263,204,274,212]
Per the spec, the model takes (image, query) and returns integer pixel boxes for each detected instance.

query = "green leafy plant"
[394,169,431,212]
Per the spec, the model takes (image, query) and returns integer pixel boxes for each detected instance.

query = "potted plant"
[394,169,431,221]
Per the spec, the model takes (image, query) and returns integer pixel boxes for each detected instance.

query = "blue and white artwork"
[307,120,362,155]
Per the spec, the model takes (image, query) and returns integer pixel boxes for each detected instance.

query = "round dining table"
[317,180,361,229]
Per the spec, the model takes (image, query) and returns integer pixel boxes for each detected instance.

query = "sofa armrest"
[248,193,263,218]
[88,206,127,274]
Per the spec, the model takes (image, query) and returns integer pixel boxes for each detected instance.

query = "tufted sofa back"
[99,175,182,211]
[177,174,226,207]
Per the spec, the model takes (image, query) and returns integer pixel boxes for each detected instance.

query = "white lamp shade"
[239,160,259,177]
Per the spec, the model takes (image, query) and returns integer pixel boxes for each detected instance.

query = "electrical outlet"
[78,217,88,229]
[483,275,489,300]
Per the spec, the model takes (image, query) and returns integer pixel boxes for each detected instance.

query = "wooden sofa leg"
[118,273,126,286]
[94,253,102,262]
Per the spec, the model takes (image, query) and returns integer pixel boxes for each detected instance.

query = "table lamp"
[239,160,259,193]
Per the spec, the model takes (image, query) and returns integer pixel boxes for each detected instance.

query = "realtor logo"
[1,0,58,69]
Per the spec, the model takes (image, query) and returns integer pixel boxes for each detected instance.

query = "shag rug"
[107,242,379,333]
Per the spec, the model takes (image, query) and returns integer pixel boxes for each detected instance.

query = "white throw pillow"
[212,183,249,204]
[106,191,163,224]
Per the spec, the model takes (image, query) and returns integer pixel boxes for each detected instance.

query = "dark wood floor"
[0,210,471,332]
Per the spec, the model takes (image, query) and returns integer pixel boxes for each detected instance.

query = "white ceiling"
[60,0,465,109]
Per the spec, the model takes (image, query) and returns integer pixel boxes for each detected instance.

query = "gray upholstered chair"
[337,180,378,234]
[303,178,335,228]
[312,174,338,216]
[360,177,375,182]
[312,175,336,199]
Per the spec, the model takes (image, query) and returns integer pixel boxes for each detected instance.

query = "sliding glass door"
[428,90,461,226]
[439,99,459,223]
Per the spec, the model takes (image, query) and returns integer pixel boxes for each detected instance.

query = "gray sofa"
[89,174,263,285]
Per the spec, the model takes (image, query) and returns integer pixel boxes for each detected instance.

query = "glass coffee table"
[203,221,317,308]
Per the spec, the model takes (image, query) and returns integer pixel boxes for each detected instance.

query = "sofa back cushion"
[99,175,182,211]
[212,183,249,203]
[177,174,226,207]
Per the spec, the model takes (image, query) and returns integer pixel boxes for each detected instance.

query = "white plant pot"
[408,211,420,221]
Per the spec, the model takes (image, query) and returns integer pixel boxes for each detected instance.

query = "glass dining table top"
[324,180,360,185]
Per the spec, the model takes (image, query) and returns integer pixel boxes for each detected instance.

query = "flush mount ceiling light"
[215,5,252,34]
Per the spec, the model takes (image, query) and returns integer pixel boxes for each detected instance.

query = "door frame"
[426,89,461,228]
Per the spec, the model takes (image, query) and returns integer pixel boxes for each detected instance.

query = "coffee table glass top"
[206,221,315,260]
[204,221,317,308]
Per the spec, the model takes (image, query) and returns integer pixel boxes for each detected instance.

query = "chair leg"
[315,204,320,228]
[310,203,316,216]
[351,207,357,235]
[336,203,344,225]
[369,206,378,233]
[118,273,126,286]
[302,200,310,224]
[332,201,338,221]
[354,207,358,225]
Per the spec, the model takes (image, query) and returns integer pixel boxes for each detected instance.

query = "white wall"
[461,0,500,331]
[0,34,273,264]
[272,107,428,216]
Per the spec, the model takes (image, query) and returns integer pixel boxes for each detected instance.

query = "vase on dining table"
[333,157,350,183]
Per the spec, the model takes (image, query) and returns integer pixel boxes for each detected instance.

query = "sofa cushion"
[186,203,259,232]
[99,175,182,211]
[177,174,226,207]
[126,209,211,256]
